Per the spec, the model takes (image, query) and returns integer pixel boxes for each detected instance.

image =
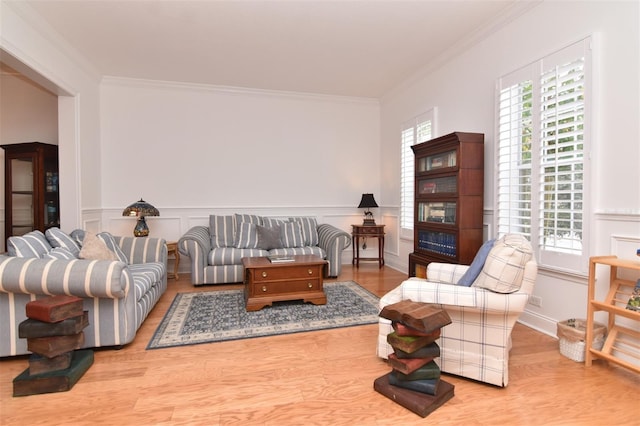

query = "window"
[496,37,591,274]
[400,109,436,239]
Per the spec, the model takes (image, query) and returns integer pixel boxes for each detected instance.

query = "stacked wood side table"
[242,255,327,311]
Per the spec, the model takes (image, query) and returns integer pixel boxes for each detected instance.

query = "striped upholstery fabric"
[44,247,78,260]
[280,221,304,248]
[0,234,167,357]
[377,257,538,387]
[291,217,319,246]
[233,222,259,249]
[7,231,52,258]
[178,219,351,285]
[209,215,235,248]
[97,232,129,264]
[45,227,81,257]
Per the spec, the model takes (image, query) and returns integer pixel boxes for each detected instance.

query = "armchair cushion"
[472,234,533,293]
[457,239,495,286]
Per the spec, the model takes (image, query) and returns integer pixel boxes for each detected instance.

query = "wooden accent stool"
[242,255,327,312]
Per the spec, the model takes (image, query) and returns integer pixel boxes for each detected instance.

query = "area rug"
[147,281,380,350]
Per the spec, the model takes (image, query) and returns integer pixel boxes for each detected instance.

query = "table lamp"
[122,198,159,237]
[358,193,378,226]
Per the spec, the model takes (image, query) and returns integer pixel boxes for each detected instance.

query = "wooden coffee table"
[242,255,328,311]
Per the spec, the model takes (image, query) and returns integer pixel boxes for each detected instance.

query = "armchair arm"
[178,226,211,285]
[115,236,167,265]
[317,223,351,278]
[0,256,130,299]
[426,262,470,284]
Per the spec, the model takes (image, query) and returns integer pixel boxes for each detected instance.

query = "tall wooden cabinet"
[2,142,60,238]
[409,132,484,278]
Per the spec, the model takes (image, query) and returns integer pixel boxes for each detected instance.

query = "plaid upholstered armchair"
[377,234,537,387]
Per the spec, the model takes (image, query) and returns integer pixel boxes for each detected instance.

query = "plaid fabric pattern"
[377,258,538,387]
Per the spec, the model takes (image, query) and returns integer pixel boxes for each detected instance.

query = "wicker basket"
[556,318,607,362]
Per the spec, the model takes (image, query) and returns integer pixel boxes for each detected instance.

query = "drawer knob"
[262,286,267,292]
[262,271,268,278]
[308,269,313,275]
[308,282,313,288]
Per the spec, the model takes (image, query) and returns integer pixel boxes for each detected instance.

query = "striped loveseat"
[377,234,537,387]
[179,214,351,285]
[0,228,167,357]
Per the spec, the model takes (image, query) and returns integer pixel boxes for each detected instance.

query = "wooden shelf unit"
[408,132,484,277]
[585,256,640,373]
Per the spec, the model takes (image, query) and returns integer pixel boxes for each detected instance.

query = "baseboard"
[518,310,558,339]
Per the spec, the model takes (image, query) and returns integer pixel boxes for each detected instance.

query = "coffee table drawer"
[252,278,321,295]
[252,265,321,282]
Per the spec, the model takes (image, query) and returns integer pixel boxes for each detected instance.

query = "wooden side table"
[352,224,385,268]
[166,241,180,280]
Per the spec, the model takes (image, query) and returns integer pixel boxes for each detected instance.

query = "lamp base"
[133,216,149,237]
[362,218,377,226]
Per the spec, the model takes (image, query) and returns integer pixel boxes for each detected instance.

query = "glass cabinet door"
[417,149,457,172]
[417,201,457,224]
[417,175,457,195]
[11,157,35,236]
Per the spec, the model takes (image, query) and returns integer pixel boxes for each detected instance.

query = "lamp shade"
[122,199,159,218]
[122,199,159,237]
[358,193,378,209]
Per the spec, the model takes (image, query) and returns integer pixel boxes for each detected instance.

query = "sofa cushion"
[268,246,326,259]
[79,232,118,261]
[45,227,81,257]
[263,217,288,228]
[457,239,496,286]
[7,230,52,258]
[209,215,235,248]
[234,222,260,249]
[128,262,165,301]
[472,234,533,293]
[45,247,77,260]
[97,232,129,264]
[256,225,282,250]
[280,221,304,248]
[291,217,319,246]
[209,247,269,266]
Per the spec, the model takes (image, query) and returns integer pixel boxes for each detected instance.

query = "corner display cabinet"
[2,142,60,239]
[409,132,484,278]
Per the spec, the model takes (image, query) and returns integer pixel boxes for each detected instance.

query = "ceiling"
[15,0,529,98]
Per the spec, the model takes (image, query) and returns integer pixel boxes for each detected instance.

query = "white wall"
[0,72,58,250]
[1,1,102,233]
[99,78,381,244]
[379,1,640,336]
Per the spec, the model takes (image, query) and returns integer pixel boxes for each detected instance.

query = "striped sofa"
[0,229,167,357]
[179,214,351,285]
[377,234,537,387]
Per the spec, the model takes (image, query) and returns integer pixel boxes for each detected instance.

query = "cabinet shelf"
[409,132,484,277]
[585,256,640,374]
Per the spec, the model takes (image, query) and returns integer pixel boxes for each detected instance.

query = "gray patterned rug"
[147,281,380,350]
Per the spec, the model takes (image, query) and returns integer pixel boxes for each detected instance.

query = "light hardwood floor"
[1,265,638,425]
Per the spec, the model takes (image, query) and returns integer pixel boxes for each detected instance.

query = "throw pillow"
[456,239,496,286]
[263,217,288,228]
[280,221,305,248]
[472,234,533,293]
[45,227,81,257]
[234,222,259,249]
[45,247,77,260]
[97,232,129,264]
[79,232,118,261]
[291,217,319,246]
[7,230,52,258]
[256,225,282,250]
[209,215,235,248]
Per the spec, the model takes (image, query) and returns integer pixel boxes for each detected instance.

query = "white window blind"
[496,37,591,274]
[400,109,436,239]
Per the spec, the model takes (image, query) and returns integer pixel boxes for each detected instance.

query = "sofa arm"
[178,226,211,285]
[317,224,351,278]
[115,236,167,265]
[0,256,130,299]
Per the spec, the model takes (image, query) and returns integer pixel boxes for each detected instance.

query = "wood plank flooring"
[1,265,638,425]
